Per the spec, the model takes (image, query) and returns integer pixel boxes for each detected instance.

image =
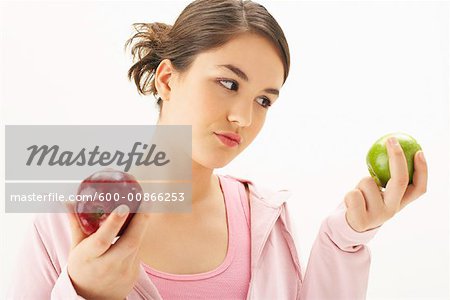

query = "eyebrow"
[217,64,280,96]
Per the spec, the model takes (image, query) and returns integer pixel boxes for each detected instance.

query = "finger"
[65,202,88,250]
[344,189,367,232]
[383,137,409,213]
[400,150,428,210]
[85,204,130,258]
[108,210,152,257]
[355,176,384,213]
[345,189,367,212]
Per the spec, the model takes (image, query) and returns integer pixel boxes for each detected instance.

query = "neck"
[191,159,217,206]
[129,157,219,212]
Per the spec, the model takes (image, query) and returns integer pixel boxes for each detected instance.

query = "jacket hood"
[220,175,295,271]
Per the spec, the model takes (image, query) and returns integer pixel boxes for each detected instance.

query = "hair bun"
[125,22,173,97]
[131,22,172,50]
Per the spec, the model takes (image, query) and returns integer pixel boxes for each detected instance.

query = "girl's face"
[158,33,285,169]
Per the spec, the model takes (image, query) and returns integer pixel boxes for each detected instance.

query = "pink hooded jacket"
[7,174,380,299]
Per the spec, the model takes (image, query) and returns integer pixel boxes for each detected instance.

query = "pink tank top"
[142,174,251,299]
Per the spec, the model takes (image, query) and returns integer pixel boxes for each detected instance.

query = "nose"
[227,98,253,127]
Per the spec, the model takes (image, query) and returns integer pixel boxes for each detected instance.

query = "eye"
[218,79,272,109]
[256,97,272,109]
[218,79,239,91]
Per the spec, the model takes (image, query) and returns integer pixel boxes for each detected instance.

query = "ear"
[154,59,175,101]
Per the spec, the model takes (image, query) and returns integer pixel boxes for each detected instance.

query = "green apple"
[366,132,422,188]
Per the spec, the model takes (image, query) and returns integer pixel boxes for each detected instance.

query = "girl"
[8,0,428,299]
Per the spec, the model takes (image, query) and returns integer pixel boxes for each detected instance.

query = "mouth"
[214,133,240,148]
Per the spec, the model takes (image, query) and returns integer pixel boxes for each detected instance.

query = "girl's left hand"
[344,137,428,232]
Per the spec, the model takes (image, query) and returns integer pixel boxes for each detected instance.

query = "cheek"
[252,109,268,135]
[189,83,224,116]
[170,82,213,120]
[174,83,221,139]
[246,121,264,144]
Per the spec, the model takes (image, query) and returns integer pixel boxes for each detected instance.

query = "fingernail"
[418,151,426,163]
[115,204,129,217]
[388,137,399,147]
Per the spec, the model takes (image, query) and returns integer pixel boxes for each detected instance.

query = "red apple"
[75,168,143,236]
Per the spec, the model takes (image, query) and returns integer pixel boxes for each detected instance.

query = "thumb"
[65,202,88,250]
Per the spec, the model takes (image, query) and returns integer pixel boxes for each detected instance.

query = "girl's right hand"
[65,204,151,300]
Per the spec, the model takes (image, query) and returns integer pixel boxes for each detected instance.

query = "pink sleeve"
[7,215,86,300]
[299,202,380,300]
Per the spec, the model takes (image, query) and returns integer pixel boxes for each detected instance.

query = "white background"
[1,1,449,299]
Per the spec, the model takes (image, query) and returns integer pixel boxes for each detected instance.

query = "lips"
[214,131,242,144]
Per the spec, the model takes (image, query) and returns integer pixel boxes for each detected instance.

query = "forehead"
[189,33,285,88]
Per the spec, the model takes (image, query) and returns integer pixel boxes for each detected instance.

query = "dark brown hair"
[125,0,290,112]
